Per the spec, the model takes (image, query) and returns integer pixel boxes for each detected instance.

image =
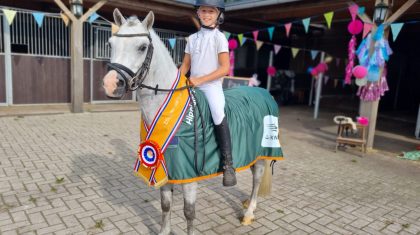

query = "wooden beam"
[384,0,417,24]
[80,0,108,22]
[54,0,77,22]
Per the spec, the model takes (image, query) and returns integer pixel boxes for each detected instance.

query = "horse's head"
[103,9,155,99]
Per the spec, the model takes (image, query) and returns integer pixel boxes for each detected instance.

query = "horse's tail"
[258,160,272,197]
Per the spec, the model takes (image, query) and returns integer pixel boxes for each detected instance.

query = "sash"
[133,71,191,188]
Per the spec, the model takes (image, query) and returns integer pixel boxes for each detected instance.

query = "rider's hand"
[189,77,202,87]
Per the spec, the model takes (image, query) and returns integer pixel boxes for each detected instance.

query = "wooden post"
[54,0,107,113]
[3,14,13,105]
[313,51,325,119]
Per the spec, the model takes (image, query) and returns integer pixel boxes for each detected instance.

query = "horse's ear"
[142,11,155,30]
[113,8,126,26]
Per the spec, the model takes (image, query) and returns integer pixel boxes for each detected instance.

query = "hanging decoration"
[302,18,311,33]
[224,31,231,39]
[168,38,176,50]
[253,30,259,42]
[88,12,99,24]
[228,39,238,76]
[344,19,363,84]
[60,12,70,27]
[363,23,373,38]
[32,12,45,28]
[274,45,281,54]
[284,23,292,37]
[256,40,263,50]
[291,48,300,58]
[311,50,319,60]
[3,9,17,25]
[390,23,404,41]
[356,33,392,101]
[267,27,275,41]
[324,12,334,29]
[111,23,119,34]
[267,66,277,77]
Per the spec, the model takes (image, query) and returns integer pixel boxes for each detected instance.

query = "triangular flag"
[373,24,384,41]
[324,75,330,85]
[274,45,281,54]
[311,50,319,60]
[88,12,99,23]
[238,34,246,46]
[252,30,259,42]
[358,7,366,15]
[284,23,292,37]
[324,12,334,29]
[348,4,359,21]
[224,31,231,39]
[3,9,17,25]
[363,23,373,38]
[111,23,119,34]
[302,18,311,33]
[291,48,300,58]
[60,12,70,27]
[168,38,176,49]
[390,23,404,41]
[256,41,263,50]
[32,12,45,28]
[267,27,275,41]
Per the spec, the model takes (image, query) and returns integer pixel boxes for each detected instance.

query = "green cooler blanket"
[165,86,284,184]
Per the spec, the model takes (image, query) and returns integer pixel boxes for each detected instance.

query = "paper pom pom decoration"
[311,68,319,77]
[347,20,363,35]
[228,39,238,50]
[307,66,314,74]
[355,77,367,86]
[357,116,369,126]
[316,63,328,73]
[267,66,277,76]
[352,65,367,79]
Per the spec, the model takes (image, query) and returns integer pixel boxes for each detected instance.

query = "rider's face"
[197,6,219,27]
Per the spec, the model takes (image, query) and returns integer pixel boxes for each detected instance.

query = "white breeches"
[197,84,225,125]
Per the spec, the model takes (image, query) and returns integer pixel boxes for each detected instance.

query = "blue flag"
[88,12,99,24]
[267,27,275,41]
[390,23,404,41]
[168,38,176,49]
[311,50,319,60]
[302,18,311,33]
[32,12,45,28]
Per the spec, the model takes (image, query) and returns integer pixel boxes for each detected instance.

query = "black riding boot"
[214,117,237,187]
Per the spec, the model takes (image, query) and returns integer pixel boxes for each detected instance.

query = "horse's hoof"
[242,199,250,209]
[241,216,254,225]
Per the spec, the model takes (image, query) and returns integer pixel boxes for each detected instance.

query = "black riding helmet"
[195,0,225,28]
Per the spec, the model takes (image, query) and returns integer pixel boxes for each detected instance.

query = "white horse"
[103,9,273,235]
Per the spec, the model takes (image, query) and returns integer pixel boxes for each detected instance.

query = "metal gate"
[0,7,188,105]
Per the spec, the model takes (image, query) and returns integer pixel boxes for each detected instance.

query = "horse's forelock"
[127,16,140,27]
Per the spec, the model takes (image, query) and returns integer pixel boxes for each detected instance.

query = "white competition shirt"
[185,27,229,88]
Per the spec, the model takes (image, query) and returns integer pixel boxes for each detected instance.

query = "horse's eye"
[139,45,147,52]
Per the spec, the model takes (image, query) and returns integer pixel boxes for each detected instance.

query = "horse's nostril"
[118,79,125,86]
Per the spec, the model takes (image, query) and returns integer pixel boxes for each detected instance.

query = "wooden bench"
[335,123,367,154]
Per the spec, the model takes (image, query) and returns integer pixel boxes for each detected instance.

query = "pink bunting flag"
[274,45,281,55]
[363,23,373,38]
[253,30,259,42]
[284,23,292,37]
[349,4,359,21]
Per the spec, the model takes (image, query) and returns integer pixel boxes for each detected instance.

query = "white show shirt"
[185,27,229,88]
[184,27,229,125]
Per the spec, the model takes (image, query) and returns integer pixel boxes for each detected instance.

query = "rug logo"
[261,115,281,148]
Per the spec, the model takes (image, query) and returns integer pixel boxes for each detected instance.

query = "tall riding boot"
[214,117,237,187]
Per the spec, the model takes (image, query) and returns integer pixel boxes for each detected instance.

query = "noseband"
[107,33,154,92]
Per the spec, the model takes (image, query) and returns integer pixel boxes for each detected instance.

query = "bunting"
[3,9,17,25]
[88,12,99,23]
[32,12,45,28]
[324,12,334,29]
[274,45,281,54]
[348,4,359,21]
[363,23,373,38]
[253,30,259,42]
[302,18,311,33]
[256,40,263,50]
[311,50,319,60]
[168,38,176,49]
[267,27,275,41]
[291,48,300,58]
[358,6,366,15]
[224,31,231,39]
[284,23,292,37]
[390,23,404,41]
[111,23,119,34]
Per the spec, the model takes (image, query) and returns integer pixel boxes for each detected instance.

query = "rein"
[108,31,207,175]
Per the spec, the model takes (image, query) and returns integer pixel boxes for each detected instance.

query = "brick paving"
[1,107,420,234]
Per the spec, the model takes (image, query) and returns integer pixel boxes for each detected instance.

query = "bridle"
[107,32,190,95]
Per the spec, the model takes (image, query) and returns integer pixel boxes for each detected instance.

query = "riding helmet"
[195,0,225,11]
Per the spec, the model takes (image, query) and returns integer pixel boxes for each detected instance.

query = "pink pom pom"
[316,63,328,73]
[267,66,276,76]
[311,68,319,77]
[228,39,238,50]
[347,20,363,35]
[357,116,369,126]
[352,65,367,79]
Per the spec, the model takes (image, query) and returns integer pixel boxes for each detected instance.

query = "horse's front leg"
[159,184,173,235]
[242,160,265,225]
[182,182,198,235]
